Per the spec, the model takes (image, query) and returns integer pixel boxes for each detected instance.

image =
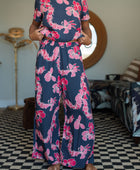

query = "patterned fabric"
[88,80,111,109]
[89,77,140,137]
[110,95,133,133]
[121,58,140,82]
[109,81,140,137]
[131,82,140,137]
[34,0,90,42]
[106,74,120,80]
[1,109,140,170]
[109,81,130,104]
[32,0,95,168]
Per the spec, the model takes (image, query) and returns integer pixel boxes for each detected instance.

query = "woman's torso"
[39,0,84,42]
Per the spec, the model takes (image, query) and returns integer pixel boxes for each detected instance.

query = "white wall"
[0,0,36,107]
[0,0,140,107]
[87,0,140,79]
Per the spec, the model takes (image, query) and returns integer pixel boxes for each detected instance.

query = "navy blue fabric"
[33,0,90,42]
[32,0,95,168]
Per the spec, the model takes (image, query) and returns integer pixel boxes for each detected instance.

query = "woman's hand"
[29,27,44,41]
[29,20,44,41]
[78,31,91,45]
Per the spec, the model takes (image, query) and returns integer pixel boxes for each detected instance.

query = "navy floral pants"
[32,39,95,168]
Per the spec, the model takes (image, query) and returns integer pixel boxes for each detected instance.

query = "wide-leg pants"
[32,39,95,168]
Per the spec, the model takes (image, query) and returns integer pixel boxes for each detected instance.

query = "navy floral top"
[33,0,90,42]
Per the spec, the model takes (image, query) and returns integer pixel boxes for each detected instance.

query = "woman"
[29,0,96,169]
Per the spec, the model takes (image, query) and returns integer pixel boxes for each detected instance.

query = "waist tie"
[44,36,78,43]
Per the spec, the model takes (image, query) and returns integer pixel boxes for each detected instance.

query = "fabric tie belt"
[44,36,78,43]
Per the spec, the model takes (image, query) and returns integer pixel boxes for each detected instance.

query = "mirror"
[81,23,97,60]
[81,10,107,69]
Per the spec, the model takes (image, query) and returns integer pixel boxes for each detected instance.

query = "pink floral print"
[44,68,56,82]
[63,158,76,167]
[56,0,69,5]
[32,0,94,168]
[34,0,90,42]
[35,110,46,126]
[74,115,85,129]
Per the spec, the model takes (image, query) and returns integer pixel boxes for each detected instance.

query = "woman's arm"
[78,20,92,45]
[29,20,44,41]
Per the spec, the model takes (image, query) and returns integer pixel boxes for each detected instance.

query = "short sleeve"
[33,0,43,23]
[81,0,90,21]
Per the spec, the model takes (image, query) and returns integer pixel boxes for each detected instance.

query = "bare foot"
[86,163,97,170]
[48,163,60,170]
